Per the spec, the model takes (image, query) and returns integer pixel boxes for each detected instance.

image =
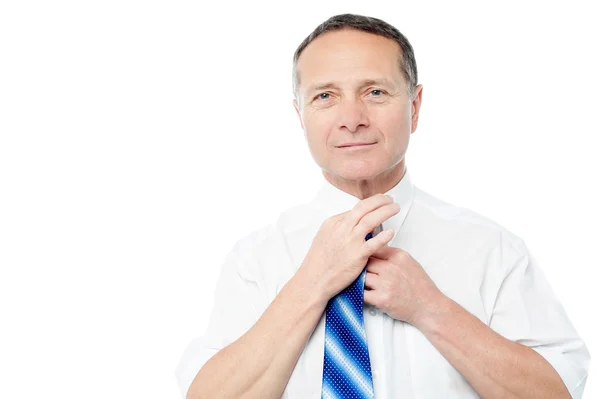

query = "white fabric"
[175,168,590,398]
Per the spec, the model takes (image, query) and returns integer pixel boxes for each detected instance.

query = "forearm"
[187,266,328,399]
[415,294,570,399]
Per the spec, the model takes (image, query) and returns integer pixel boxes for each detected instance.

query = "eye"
[315,92,330,101]
[370,89,385,96]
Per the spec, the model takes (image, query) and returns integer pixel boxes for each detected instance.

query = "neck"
[322,160,407,200]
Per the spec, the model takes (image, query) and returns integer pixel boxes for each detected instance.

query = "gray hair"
[292,13,418,101]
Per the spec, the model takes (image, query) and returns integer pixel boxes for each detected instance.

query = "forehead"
[297,29,404,94]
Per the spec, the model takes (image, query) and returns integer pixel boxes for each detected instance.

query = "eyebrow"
[306,78,397,96]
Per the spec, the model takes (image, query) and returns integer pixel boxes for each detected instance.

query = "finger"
[366,257,384,274]
[348,194,399,232]
[360,228,395,259]
[364,271,380,289]
[355,203,400,240]
[363,289,377,306]
[371,244,397,260]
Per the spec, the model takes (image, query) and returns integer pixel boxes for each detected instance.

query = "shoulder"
[226,199,318,277]
[409,186,527,256]
[233,199,315,252]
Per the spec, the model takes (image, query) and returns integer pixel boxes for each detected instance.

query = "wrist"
[293,262,331,308]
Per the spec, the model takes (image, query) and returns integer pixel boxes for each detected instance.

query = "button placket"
[366,224,382,319]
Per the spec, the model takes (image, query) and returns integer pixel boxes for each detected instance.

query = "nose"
[337,96,370,133]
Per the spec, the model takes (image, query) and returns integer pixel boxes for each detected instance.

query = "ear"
[292,98,304,130]
[410,84,424,134]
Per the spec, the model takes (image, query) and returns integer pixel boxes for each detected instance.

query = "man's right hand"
[298,193,401,302]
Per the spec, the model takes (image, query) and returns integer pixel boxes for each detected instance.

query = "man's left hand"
[363,245,446,328]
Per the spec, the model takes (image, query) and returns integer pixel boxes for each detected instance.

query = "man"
[176,13,590,399]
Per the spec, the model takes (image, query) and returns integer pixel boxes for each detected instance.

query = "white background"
[1,1,598,398]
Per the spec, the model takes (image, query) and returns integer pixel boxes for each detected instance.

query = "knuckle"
[355,219,369,233]
[325,214,342,228]
[380,293,391,307]
[357,243,370,258]
[351,202,364,217]
[362,213,377,227]
[393,248,408,259]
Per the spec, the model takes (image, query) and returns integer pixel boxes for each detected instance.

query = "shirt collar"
[311,167,415,236]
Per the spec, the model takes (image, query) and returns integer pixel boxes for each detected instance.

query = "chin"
[334,165,382,180]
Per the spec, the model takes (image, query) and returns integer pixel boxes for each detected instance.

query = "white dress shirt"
[176,168,590,398]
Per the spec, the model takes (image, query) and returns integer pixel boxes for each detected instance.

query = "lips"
[337,142,376,148]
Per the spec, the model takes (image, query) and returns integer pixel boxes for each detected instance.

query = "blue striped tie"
[321,231,375,399]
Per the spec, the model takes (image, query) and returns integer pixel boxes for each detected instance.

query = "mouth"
[336,142,377,149]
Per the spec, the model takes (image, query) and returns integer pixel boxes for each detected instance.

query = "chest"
[283,306,483,398]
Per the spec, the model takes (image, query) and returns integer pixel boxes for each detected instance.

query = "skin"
[292,28,571,399]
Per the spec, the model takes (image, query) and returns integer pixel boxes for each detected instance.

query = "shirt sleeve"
[175,244,262,399]
[489,239,591,398]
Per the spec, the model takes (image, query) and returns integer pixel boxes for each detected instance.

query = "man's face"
[293,29,423,181]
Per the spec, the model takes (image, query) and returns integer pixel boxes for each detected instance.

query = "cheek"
[304,114,332,144]
[378,111,411,150]
[381,106,412,132]
[383,104,411,124]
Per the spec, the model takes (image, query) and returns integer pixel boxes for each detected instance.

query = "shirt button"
[369,307,377,316]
